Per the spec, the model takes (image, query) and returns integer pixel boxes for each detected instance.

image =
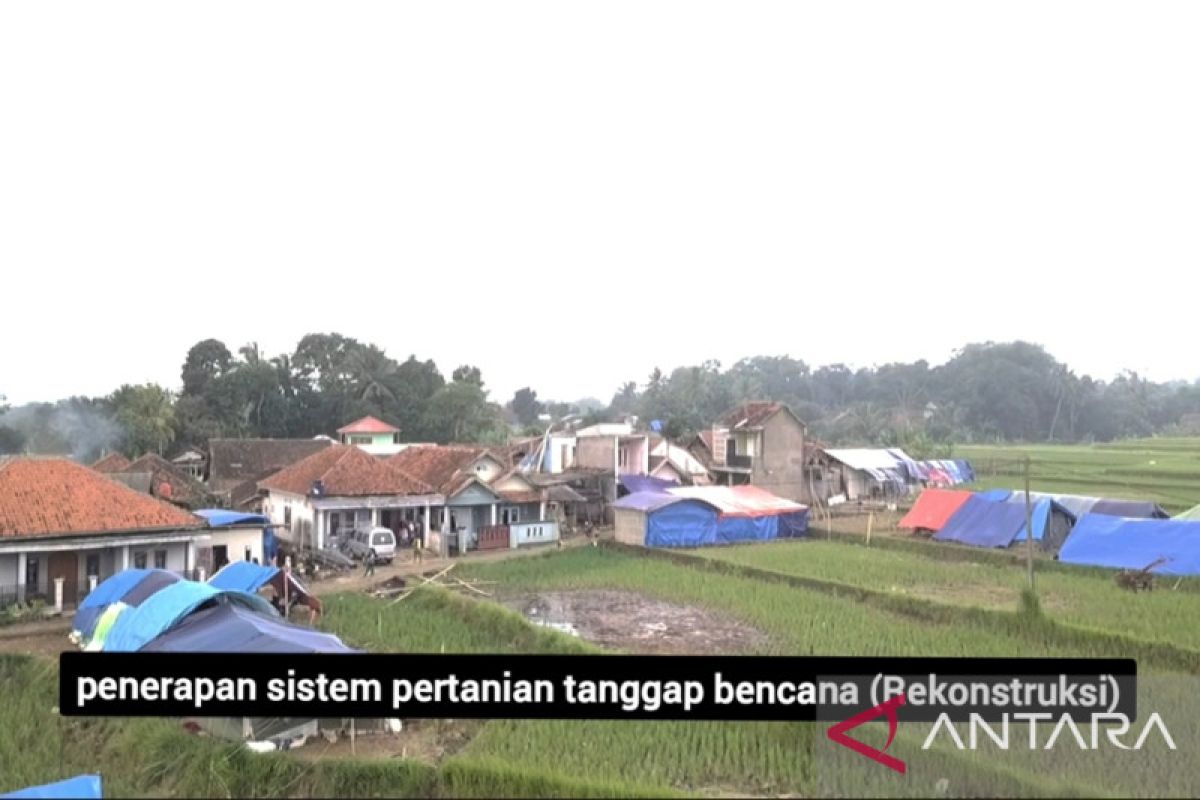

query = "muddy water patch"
[503,590,768,654]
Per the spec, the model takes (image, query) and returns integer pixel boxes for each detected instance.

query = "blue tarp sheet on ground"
[2,775,102,799]
[716,514,778,543]
[104,580,276,652]
[619,474,679,495]
[194,509,270,526]
[1059,515,1200,575]
[143,603,357,653]
[935,495,1030,548]
[209,561,281,593]
[777,510,810,538]
[644,499,719,548]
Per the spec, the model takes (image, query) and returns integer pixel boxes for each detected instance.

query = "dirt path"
[306,534,597,597]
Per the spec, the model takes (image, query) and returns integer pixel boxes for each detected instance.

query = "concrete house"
[259,445,441,553]
[337,415,406,457]
[706,402,813,504]
[389,446,563,552]
[0,457,209,609]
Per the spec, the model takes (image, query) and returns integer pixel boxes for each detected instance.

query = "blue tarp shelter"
[716,515,777,542]
[2,775,102,799]
[613,491,719,548]
[777,509,810,538]
[1059,515,1200,575]
[143,603,357,653]
[209,561,280,593]
[72,569,181,641]
[618,474,679,496]
[935,496,1035,548]
[1091,499,1169,519]
[103,580,276,652]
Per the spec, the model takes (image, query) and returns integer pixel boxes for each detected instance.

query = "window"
[154,550,167,570]
[502,506,521,524]
[283,506,292,527]
[25,557,39,589]
[134,551,148,569]
[85,554,101,579]
[350,435,372,445]
[244,546,253,562]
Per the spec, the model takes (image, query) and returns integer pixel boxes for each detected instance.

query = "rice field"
[690,538,1200,652]
[958,438,1200,513]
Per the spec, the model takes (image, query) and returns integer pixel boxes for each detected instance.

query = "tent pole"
[1024,456,1036,592]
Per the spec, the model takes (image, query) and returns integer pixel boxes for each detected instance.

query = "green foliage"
[108,383,176,456]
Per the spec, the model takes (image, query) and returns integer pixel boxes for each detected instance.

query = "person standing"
[363,549,377,577]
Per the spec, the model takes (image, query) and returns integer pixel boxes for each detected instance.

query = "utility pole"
[1024,455,1035,592]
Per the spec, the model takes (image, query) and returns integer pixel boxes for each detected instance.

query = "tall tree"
[109,384,177,456]
[510,387,543,427]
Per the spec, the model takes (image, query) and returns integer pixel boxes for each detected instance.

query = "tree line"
[3,338,1200,462]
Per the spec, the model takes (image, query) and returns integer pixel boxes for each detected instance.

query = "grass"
[689,538,1200,653]
[958,438,1200,513]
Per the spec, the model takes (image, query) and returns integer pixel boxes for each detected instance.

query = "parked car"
[345,526,397,564]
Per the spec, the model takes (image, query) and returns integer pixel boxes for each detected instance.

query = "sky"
[2,2,1198,407]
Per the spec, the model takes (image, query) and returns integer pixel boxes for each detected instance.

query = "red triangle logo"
[826,693,907,774]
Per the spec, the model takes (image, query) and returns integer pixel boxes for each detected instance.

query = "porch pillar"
[53,577,64,613]
[490,504,497,525]
[370,507,381,530]
[120,545,130,571]
[89,575,99,594]
[186,540,197,575]
[423,502,431,542]
[539,500,547,521]
[16,552,26,604]
[314,510,325,551]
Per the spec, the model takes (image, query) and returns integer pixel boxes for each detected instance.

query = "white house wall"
[209,527,265,565]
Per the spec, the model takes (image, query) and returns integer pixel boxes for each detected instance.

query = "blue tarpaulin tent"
[935,495,1034,548]
[104,580,276,652]
[143,603,357,653]
[72,569,181,641]
[1091,499,1169,519]
[2,775,102,799]
[777,510,810,538]
[209,561,281,593]
[613,491,718,547]
[716,515,777,542]
[618,474,679,496]
[1059,515,1200,575]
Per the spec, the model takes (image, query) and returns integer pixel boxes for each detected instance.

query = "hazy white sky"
[2,2,1198,406]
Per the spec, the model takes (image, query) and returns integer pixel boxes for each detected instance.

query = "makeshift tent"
[143,603,357,653]
[976,489,1012,502]
[667,485,808,543]
[103,580,276,652]
[1059,515,1200,575]
[85,602,129,651]
[617,474,679,497]
[934,496,1036,548]
[2,775,102,799]
[209,561,321,617]
[898,488,973,533]
[1011,500,1077,553]
[612,491,719,548]
[1091,499,1169,519]
[73,569,181,643]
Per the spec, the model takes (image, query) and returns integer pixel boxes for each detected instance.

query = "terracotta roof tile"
[208,438,335,489]
[119,453,210,507]
[717,401,802,430]
[0,457,203,538]
[386,446,502,495]
[259,445,433,497]
[337,416,400,435]
[91,452,132,473]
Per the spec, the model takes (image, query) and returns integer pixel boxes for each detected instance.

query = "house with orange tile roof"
[258,445,442,553]
[336,415,411,457]
[0,457,212,609]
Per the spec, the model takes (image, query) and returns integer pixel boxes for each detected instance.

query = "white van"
[346,526,397,564]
